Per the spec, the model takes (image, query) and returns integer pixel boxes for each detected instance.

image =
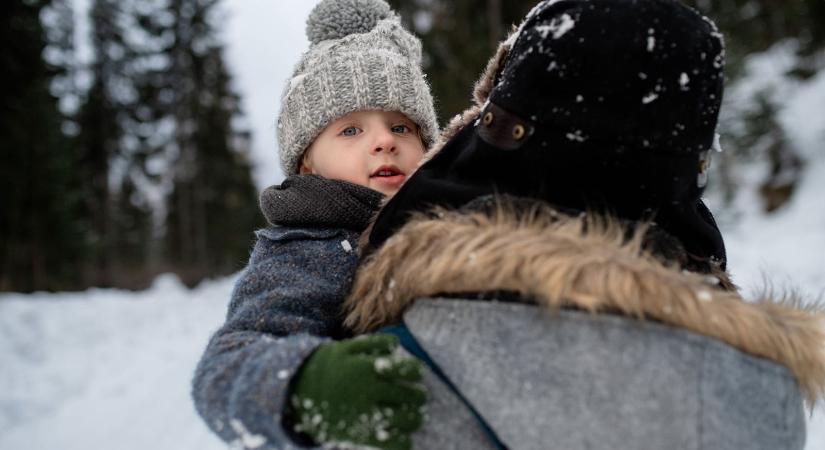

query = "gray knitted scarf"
[259,175,385,232]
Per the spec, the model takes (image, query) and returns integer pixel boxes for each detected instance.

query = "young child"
[191,1,438,449]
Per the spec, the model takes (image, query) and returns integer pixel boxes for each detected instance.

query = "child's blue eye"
[340,126,359,136]
[391,124,411,134]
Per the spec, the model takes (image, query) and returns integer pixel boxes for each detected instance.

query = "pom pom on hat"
[306,0,393,44]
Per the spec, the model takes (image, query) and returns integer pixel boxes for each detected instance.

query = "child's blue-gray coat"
[192,225,359,449]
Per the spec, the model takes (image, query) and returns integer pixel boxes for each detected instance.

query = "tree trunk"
[487,0,502,50]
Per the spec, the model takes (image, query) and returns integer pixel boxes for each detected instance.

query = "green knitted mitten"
[289,334,426,450]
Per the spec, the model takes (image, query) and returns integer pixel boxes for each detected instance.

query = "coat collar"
[346,204,825,406]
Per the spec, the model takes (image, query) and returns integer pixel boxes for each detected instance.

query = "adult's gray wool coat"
[345,206,825,450]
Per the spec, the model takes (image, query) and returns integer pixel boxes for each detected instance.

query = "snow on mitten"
[289,334,426,450]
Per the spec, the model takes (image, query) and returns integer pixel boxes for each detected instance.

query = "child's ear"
[298,154,313,174]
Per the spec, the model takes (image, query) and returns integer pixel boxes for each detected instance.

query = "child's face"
[299,110,426,196]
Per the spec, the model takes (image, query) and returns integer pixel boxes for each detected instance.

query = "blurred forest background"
[2,0,261,291]
[2,0,824,293]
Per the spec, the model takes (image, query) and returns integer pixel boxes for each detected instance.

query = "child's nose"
[371,128,397,153]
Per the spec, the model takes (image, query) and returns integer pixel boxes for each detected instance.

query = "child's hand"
[289,334,426,450]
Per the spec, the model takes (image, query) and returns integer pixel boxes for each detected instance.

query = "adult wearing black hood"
[345,1,824,449]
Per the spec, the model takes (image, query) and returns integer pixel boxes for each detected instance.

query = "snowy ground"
[1,163,824,450]
[0,275,234,450]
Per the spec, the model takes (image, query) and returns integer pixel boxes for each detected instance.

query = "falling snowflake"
[566,130,587,142]
[229,419,267,449]
[642,92,659,104]
[534,13,575,39]
[679,72,690,89]
[697,290,713,302]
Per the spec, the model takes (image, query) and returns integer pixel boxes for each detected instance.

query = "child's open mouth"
[370,165,406,186]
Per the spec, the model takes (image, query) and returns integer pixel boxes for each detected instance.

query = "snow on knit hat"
[277,0,439,175]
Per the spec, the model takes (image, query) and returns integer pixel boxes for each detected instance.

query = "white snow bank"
[0,274,235,450]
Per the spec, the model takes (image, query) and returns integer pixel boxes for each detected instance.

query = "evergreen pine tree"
[74,0,161,288]
[0,0,85,292]
[160,0,260,285]
[75,0,128,287]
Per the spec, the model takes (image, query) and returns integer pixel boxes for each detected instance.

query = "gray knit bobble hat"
[277,0,439,175]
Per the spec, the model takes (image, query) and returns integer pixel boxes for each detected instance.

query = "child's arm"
[191,226,357,449]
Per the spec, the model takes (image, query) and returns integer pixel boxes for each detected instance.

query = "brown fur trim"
[472,27,515,105]
[345,203,825,405]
